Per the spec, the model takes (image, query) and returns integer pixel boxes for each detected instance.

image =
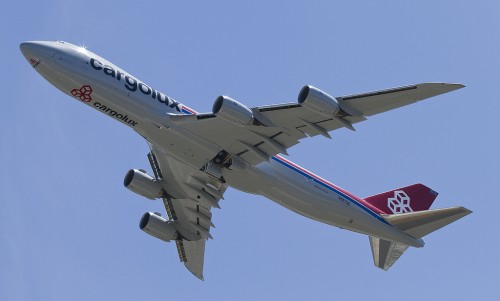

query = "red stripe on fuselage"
[274,155,385,215]
[182,106,198,114]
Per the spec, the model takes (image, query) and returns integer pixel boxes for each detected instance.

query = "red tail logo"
[71,85,93,102]
[364,184,438,215]
[387,190,413,214]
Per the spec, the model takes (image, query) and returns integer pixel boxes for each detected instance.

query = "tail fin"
[369,206,472,270]
[364,183,438,214]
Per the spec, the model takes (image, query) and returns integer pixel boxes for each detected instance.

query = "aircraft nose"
[20,41,44,57]
[20,41,57,66]
[19,42,34,53]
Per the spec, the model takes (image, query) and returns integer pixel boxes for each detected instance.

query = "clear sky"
[2,1,499,300]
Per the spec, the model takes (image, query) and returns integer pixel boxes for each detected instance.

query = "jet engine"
[123,169,163,200]
[298,85,340,117]
[140,212,178,242]
[212,95,254,126]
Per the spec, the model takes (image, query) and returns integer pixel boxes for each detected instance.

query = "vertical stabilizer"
[364,183,438,214]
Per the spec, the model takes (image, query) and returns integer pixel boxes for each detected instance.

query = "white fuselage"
[20,41,423,247]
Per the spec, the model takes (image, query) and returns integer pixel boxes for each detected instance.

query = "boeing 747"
[20,41,471,280]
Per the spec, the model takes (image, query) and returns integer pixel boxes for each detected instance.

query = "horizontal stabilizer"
[383,206,472,239]
[369,236,409,271]
[370,206,471,270]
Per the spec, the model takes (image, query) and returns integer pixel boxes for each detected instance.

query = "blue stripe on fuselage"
[271,156,389,224]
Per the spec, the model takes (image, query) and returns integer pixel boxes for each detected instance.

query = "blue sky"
[2,1,499,300]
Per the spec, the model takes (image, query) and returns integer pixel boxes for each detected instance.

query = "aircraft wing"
[173,83,463,166]
[145,83,462,278]
[148,145,227,280]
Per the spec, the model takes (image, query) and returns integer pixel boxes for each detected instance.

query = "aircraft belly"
[224,161,367,229]
[223,159,420,245]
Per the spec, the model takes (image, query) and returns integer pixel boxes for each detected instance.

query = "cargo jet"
[20,41,471,280]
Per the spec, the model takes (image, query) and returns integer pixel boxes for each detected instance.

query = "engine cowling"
[212,95,254,126]
[140,212,178,242]
[123,169,163,200]
[298,85,340,117]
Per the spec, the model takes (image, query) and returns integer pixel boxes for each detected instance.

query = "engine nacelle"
[298,85,340,117]
[212,95,254,126]
[123,169,163,200]
[140,212,178,242]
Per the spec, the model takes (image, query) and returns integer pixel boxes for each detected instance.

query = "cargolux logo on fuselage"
[89,58,182,112]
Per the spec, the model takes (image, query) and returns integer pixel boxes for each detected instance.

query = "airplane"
[20,40,471,280]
